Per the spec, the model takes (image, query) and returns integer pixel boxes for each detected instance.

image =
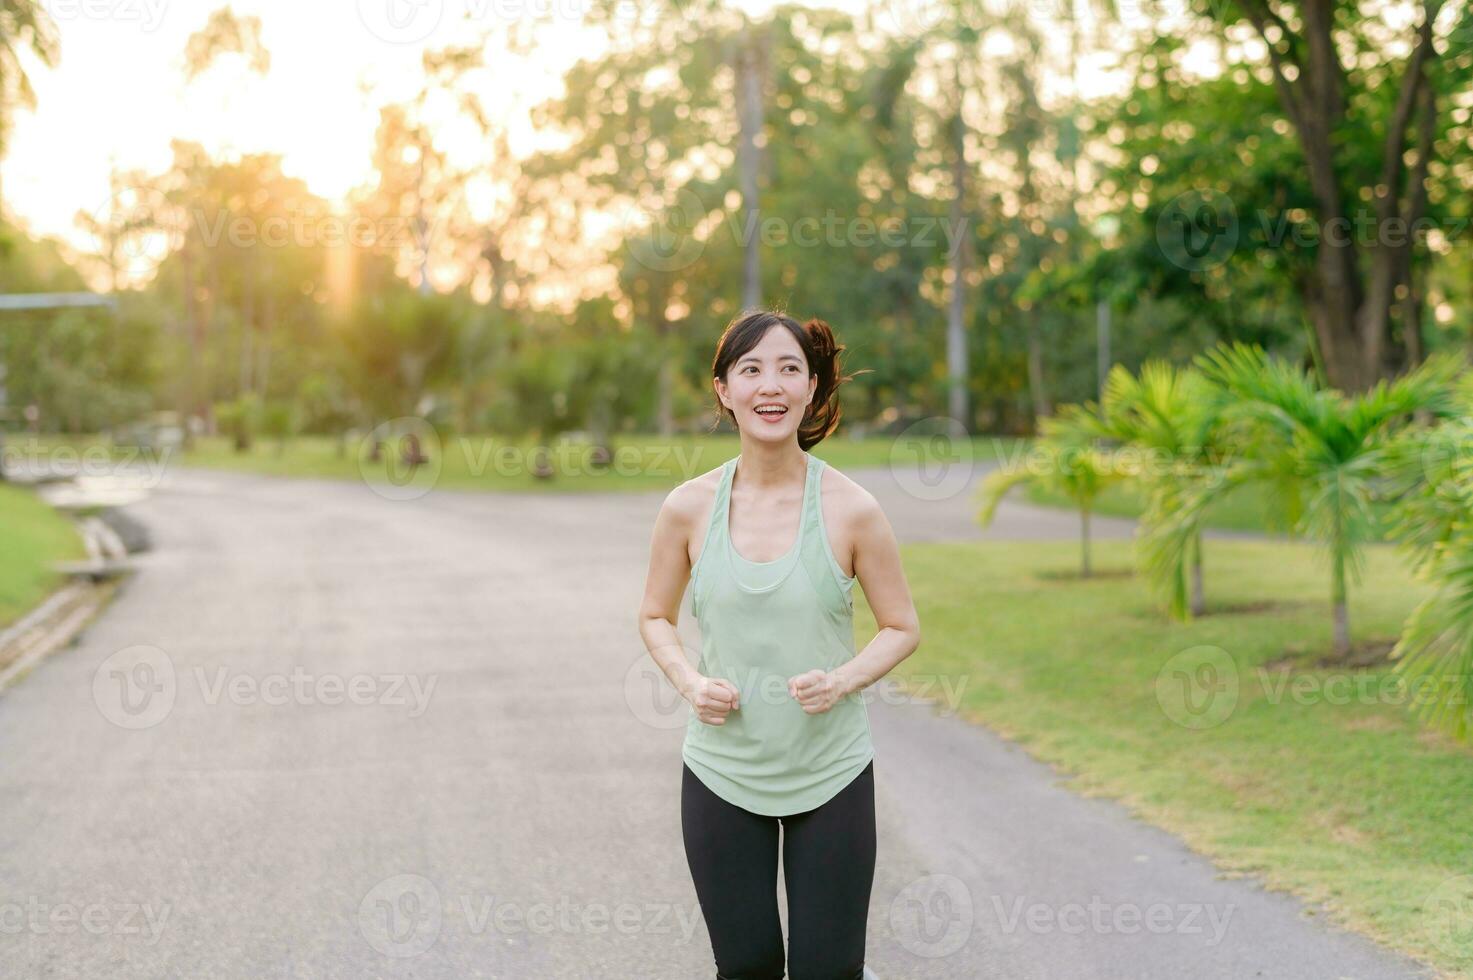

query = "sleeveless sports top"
[683,450,874,816]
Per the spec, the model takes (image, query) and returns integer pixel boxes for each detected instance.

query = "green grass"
[866,536,1473,977]
[0,482,84,629]
[12,432,1026,494]
[1022,478,1283,533]
[1022,475,1401,539]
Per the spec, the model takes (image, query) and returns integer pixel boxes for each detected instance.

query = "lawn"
[0,482,83,629]
[867,535,1473,977]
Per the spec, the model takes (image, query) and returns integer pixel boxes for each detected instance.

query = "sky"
[4,0,606,242]
[2,0,1204,278]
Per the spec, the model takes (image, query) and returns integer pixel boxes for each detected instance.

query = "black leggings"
[681,760,876,980]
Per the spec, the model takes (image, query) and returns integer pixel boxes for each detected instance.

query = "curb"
[0,497,140,694]
[0,580,114,693]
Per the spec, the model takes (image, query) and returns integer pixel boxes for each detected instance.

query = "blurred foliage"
[0,0,1467,441]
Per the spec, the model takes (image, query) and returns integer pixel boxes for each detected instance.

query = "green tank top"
[683,450,874,816]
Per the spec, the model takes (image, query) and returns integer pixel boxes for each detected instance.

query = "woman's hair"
[710,309,865,452]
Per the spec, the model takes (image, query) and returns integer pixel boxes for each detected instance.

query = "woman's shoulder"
[659,460,727,527]
[814,456,882,530]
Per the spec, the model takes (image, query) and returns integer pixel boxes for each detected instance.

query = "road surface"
[0,459,1434,978]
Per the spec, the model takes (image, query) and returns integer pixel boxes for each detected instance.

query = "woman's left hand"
[788,669,843,714]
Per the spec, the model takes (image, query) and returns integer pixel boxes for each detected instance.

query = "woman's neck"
[734,442,806,491]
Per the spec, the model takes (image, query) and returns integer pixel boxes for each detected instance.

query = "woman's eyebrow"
[737,354,803,366]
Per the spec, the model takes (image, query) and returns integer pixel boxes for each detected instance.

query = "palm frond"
[1389,542,1473,741]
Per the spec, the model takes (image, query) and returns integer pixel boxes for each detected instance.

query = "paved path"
[0,461,1432,978]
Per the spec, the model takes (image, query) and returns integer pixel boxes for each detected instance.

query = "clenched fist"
[685,676,741,726]
[788,669,842,715]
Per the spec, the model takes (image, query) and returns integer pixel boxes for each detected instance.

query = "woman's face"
[716,325,816,442]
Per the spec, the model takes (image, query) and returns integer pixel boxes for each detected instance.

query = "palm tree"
[1089,361,1235,621]
[0,0,60,212]
[1377,383,1473,740]
[1187,342,1462,659]
[976,406,1128,578]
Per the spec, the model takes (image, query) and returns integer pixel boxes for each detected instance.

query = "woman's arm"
[637,486,740,724]
[792,492,921,712]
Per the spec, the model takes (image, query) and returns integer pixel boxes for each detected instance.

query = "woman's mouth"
[753,404,788,423]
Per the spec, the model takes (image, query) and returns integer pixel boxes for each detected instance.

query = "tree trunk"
[1240,0,1444,393]
[1080,507,1092,578]
[1027,305,1049,422]
[737,27,764,311]
[1190,532,1205,618]
[1331,517,1350,659]
[182,239,200,450]
[946,97,969,432]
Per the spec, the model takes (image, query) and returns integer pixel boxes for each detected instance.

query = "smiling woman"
[637,309,921,980]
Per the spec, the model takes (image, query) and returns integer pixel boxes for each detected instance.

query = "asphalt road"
[0,459,1436,978]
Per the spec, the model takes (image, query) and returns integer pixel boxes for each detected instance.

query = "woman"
[638,310,922,979]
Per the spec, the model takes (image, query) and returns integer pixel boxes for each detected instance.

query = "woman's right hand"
[685,675,740,725]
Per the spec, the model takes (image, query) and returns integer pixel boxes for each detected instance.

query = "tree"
[976,407,1131,577]
[1091,361,1235,620]
[0,0,59,213]
[1188,0,1472,391]
[1189,341,1462,658]
[1379,386,1473,739]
